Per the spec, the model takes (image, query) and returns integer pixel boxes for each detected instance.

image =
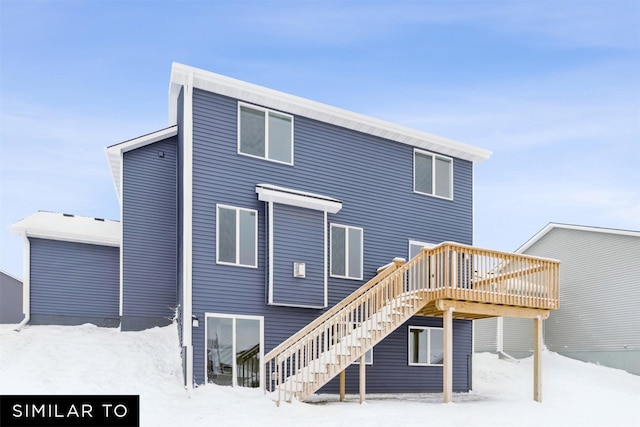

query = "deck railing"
[263,242,559,403]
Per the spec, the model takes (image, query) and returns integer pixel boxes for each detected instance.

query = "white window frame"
[408,326,444,366]
[413,148,453,200]
[216,204,258,268]
[408,239,436,260]
[204,313,264,388]
[237,102,294,165]
[354,348,373,365]
[330,223,364,280]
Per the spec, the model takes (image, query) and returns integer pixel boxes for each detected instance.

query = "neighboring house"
[11,63,560,403]
[0,270,23,323]
[474,223,640,375]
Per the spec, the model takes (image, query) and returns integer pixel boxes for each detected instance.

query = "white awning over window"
[255,184,342,213]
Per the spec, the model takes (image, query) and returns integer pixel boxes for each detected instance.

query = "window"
[414,149,453,199]
[238,103,293,164]
[408,326,443,366]
[408,240,436,260]
[330,224,363,280]
[216,205,258,268]
[206,313,263,388]
[354,348,373,365]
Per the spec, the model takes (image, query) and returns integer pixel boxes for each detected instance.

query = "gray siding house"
[474,223,640,375]
[11,63,561,402]
[0,270,23,323]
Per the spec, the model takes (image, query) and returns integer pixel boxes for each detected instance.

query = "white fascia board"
[256,184,342,214]
[105,126,178,203]
[169,63,492,164]
[10,211,120,247]
[516,222,640,254]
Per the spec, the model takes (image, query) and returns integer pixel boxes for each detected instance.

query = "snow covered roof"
[516,222,640,254]
[9,211,120,247]
[169,62,492,164]
[105,126,178,204]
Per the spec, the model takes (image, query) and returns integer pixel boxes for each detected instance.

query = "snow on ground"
[1,323,638,427]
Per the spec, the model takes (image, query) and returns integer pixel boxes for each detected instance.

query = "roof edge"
[516,222,640,253]
[169,62,492,163]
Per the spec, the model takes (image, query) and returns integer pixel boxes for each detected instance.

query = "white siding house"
[474,223,640,375]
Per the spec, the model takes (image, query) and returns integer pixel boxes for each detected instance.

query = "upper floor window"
[238,103,293,165]
[414,149,453,199]
[217,205,258,268]
[330,224,363,280]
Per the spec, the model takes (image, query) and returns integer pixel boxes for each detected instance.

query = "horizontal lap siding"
[524,229,640,353]
[272,204,324,307]
[29,238,119,318]
[122,137,178,322]
[191,89,474,390]
[322,317,473,393]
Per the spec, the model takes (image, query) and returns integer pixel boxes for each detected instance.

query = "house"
[474,223,639,375]
[0,270,24,323]
[10,63,560,404]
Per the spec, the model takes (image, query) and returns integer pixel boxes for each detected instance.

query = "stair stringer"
[264,254,437,404]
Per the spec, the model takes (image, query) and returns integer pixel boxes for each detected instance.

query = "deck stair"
[263,242,559,404]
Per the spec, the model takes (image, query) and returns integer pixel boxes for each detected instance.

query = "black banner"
[0,395,139,427]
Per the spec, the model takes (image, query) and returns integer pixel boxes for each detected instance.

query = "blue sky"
[1,0,639,278]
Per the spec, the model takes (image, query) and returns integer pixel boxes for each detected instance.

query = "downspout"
[497,317,518,362]
[15,235,30,331]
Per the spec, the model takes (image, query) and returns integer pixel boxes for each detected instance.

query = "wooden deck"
[264,242,560,405]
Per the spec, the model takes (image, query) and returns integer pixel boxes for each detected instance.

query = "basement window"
[408,326,443,366]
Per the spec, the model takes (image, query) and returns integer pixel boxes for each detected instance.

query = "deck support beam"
[359,354,366,404]
[443,307,453,403]
[339,370,346,402]
[534,316,543,402]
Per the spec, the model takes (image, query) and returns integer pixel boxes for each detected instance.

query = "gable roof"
[168,63,491,164]
[10,211,120,247]
[516,222,640,254]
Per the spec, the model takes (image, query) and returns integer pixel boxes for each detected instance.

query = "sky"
[1,0,639,278]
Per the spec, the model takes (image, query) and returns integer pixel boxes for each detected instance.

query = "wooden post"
[359,354,366,404]
[443,307,453,403]
[534,315,543,402]
[339,369,346,402]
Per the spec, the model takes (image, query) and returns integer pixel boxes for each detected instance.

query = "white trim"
[216,204,259,269]
[329,223,364,280]
[268,201,274,304]
[237,102,294,166]
[255,184,342,214]
[408,239,436,259]
[413,148,454,200]
[408,325,444,366]
[268,302,326,310]
[517,222,640,254]
[204,312,264,388]
[354,347,374,365]
[18,236,30,329]
[10,212,120,247]
[323,211,328,308]
[182,74,194,389]
[105,126,178,203]
[169,63,491,164]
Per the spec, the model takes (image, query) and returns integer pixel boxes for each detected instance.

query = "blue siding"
[29,238,119,324]
[322,317,473,393]
[190,88,474,391]
[272,204,324,307]
[122,136,178,330]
